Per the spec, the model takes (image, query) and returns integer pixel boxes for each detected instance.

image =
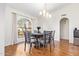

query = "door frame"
[60,17,69,41]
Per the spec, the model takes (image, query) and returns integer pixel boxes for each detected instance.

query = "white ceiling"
[7,3,69,18]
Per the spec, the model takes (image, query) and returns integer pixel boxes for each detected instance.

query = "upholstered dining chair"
[24,31,37,53]
[43,31,52,47]
[39,31,49,47]
[40,31,55,51]
[24,24,37,53]
[51,31,55,48]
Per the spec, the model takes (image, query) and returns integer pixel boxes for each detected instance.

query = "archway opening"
[60,17,69,43]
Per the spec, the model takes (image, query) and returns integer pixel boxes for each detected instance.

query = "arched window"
[17,15,32,38]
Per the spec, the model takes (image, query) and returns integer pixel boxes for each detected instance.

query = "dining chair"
[44,31,52,47]
[39,31,50,47]
[44,31,55,53]
[24,31,36,54]
[41,31,55,48]
[51,31,55,48]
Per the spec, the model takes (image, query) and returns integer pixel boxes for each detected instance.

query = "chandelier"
[39,4,52,18]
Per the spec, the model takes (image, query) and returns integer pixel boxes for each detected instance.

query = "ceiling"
[6,3,69,18]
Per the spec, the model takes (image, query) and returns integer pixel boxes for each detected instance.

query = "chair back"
[43,31,55,40]
[43,31,52,40]
[52,31,55,39]
[24,31,31,43]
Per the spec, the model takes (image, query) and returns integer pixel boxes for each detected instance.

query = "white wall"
[0,4,5,56]
[38,4,79,43]
[5,5,38,46]
[31,17,39,32]
[53,4,79,43]
[37,17,54,33]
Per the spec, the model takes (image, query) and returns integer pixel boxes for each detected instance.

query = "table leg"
[34,37,39,48]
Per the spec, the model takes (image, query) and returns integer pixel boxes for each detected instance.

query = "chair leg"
[39,42,40,48]
[43,42,45,48]
[50,39,53,56]
[44,40,46,48]
[50,43,51,54]
[29,43,32,54]
[53,39,55,48]
[24,40,26,51]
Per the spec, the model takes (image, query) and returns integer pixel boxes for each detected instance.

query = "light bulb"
[49,14,52,18]
[19,28,22,31]
[46,13,49,17]
[40,11,42,15]
[43,10,46,16]
[43,10,46,14]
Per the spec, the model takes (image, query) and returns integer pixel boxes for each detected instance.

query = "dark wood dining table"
[31,33,43,48]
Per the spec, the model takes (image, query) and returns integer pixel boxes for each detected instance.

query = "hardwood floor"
[5,39,79,56]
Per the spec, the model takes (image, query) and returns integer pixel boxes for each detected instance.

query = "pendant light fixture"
[39,3,52,18]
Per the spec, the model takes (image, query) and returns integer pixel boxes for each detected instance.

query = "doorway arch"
[60,17,69,41]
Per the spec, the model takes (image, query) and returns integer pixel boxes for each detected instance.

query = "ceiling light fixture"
[39,4,52,18]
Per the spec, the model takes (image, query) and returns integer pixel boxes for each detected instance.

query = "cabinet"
[74,28,79,45]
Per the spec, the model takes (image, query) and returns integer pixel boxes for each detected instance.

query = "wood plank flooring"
[5,39,79,56]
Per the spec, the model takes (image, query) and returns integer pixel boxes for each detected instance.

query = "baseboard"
[60,39,73,44]
[60,38,69,40]
[5,41,25,47]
